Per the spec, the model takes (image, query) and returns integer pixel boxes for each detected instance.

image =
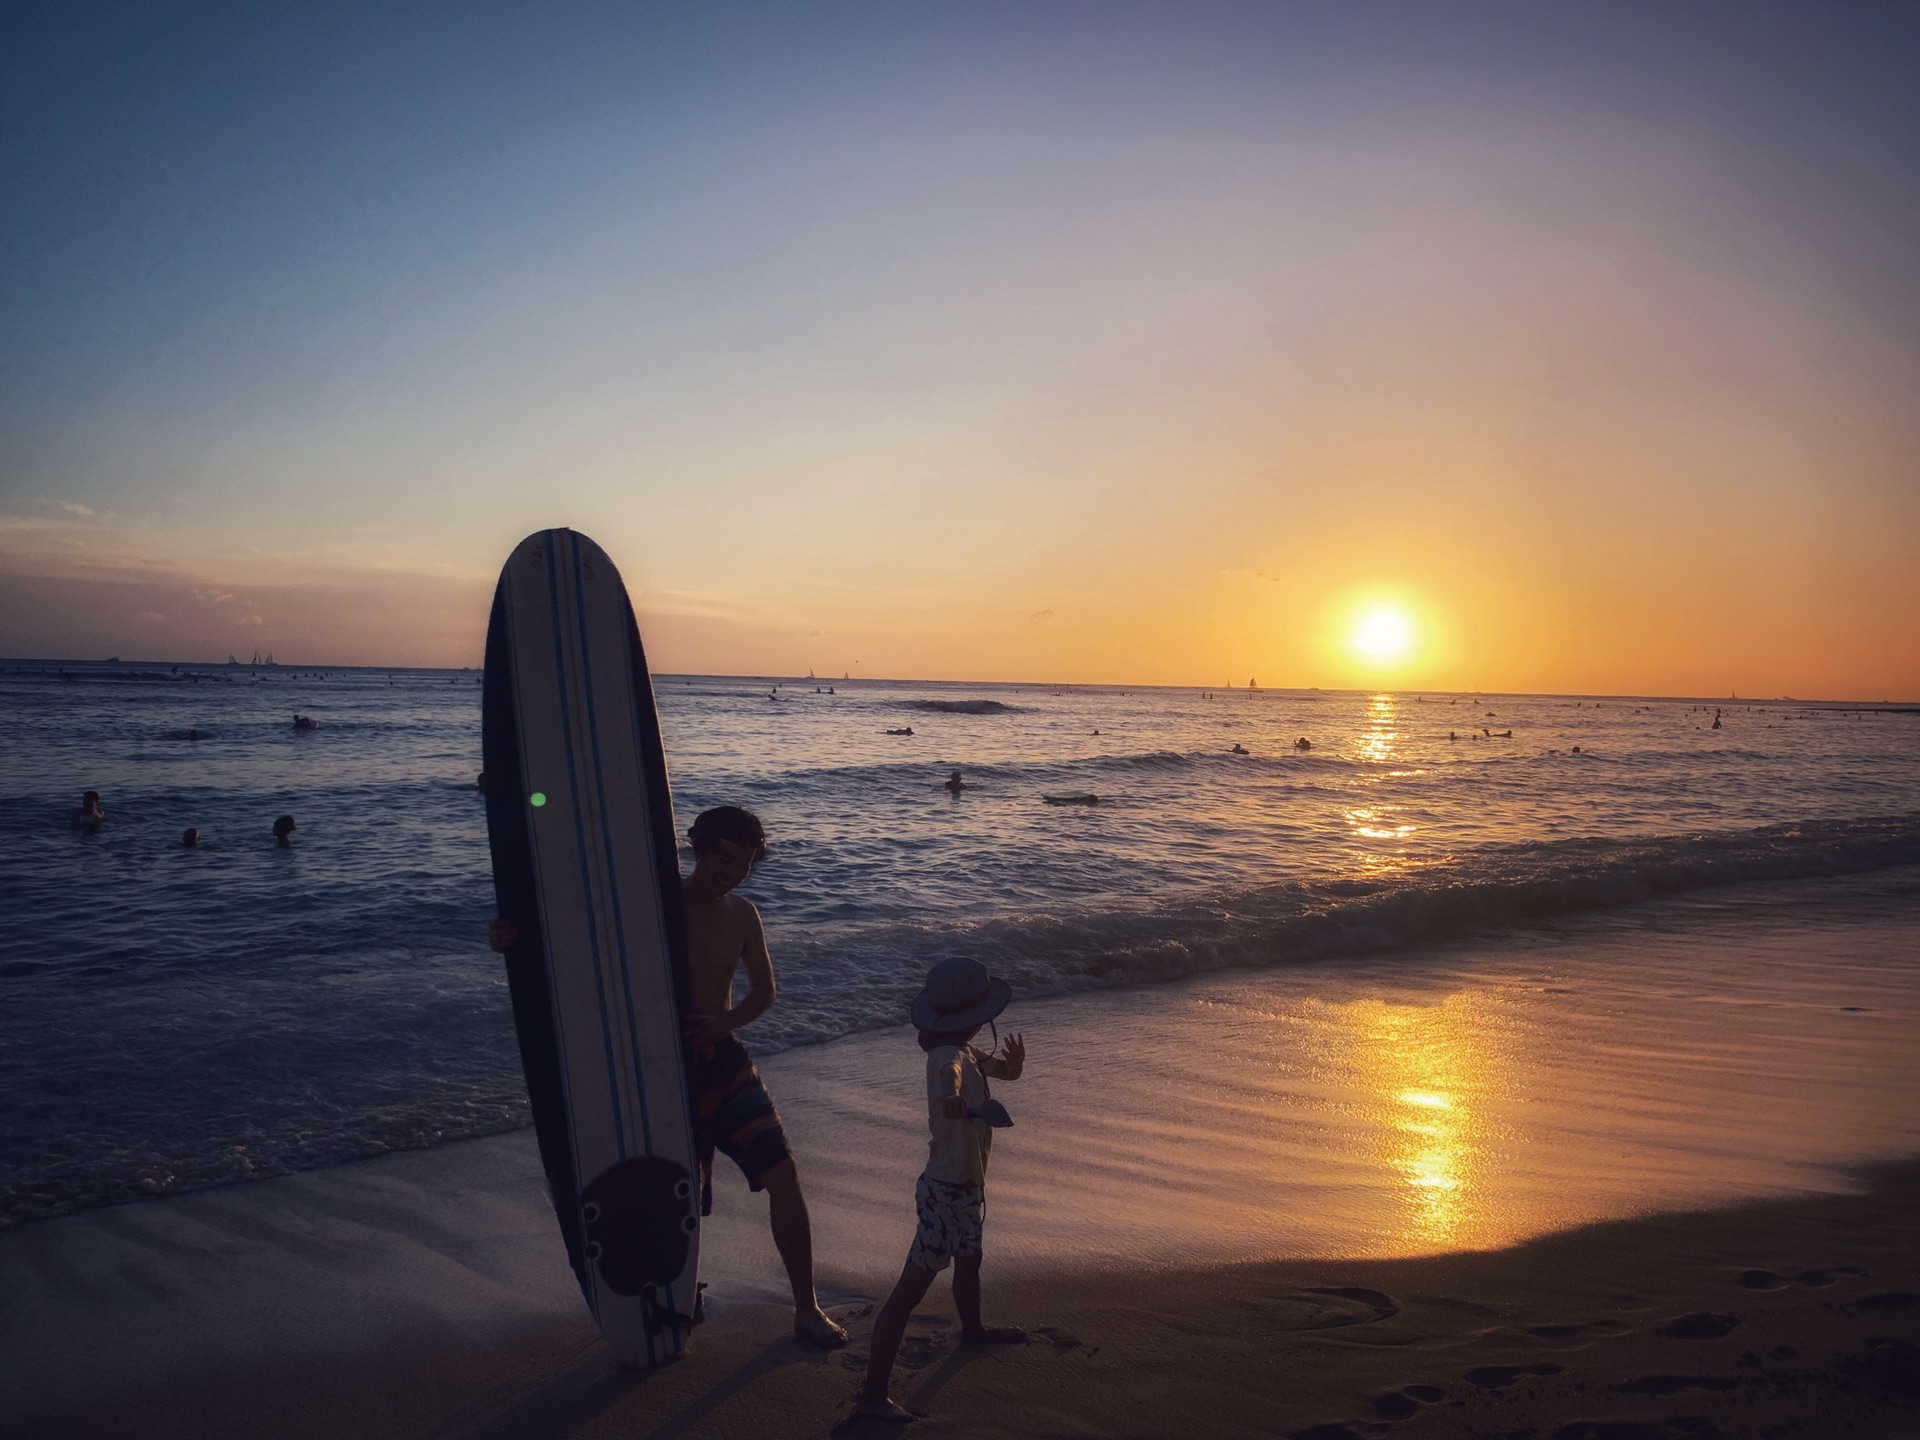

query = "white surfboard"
[481,528,698,1367]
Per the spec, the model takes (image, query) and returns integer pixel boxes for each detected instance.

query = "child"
[855,958,1028,1422]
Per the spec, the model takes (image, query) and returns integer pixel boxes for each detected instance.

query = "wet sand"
[4,873,1918,1438]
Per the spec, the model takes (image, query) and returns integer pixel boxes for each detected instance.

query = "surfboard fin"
[644,1286,696,1335]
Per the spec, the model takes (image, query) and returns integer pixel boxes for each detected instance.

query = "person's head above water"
[272,814,297,845]
[182,827,200,846]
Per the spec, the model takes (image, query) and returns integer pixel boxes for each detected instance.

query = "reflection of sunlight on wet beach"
[754,873,1920,1284]
[1346,994,1511,1250]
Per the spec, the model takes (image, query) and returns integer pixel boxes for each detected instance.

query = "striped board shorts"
[688,1035,792,1204]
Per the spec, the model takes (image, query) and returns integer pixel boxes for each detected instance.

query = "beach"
[7,869,1918,1438]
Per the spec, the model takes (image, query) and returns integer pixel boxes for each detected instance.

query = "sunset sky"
[3,3,1916,697]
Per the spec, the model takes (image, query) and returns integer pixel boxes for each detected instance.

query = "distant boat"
[228,654,239,666]
[106,656,119,663]
[1248,677,1258,688]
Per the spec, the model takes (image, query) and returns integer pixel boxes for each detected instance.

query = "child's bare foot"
[851,1396,920,1422]
[960,1325,1027,1345]
[795,1306,851,1348]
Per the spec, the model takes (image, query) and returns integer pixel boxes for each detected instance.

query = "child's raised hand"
[999,1032,1025,1078]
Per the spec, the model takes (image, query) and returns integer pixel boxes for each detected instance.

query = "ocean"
[4,659,1918,1228]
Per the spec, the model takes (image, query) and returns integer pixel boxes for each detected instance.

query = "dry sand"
[7,1155,1917,1440]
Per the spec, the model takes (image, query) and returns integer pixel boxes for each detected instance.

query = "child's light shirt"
[923,1044,990,1185]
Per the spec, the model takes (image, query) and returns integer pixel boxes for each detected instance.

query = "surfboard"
[481,528,699,1368]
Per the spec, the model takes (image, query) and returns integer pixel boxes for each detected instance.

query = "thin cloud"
[136,611,165,622]
[1028,609,1055,624]
[59,502,96,518]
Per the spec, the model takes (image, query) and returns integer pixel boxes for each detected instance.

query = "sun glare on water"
[1350,605,1414,664]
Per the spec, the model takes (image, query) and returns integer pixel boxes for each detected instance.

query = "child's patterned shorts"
[909,1173,984,1272]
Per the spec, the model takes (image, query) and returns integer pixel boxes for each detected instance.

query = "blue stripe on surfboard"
[564,535,663,1362]
[543,531,631,1162]
[503,561,596,1320]
[568,531,656,1158]
[613,590,696,1347]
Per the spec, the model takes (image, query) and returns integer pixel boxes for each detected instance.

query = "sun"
[1350,604,1414,663]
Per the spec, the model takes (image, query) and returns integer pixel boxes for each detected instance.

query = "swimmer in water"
[293,714,318,730]
[72,790,106,831]
[1230,743,1250,755]
[1294,737,1312,750]
[187,728,201,741]
[886,726,914,736]
[943,770,965,795]
[272,814,297,846]
[182,828,201,847]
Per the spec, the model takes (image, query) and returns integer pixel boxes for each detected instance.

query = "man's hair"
[688,805,767,860]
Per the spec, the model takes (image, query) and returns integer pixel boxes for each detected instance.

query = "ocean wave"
[894,698,1021,715]
[749,814,1920,1052]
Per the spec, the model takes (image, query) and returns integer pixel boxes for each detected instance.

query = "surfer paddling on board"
[491,804,848,1350]
[679,805,848,1348]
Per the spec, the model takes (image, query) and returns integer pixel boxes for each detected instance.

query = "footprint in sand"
[1527,1320,1634,1343]
[1616,1374,1742,1395]
[1656,1312,1740,1340]
[1735,1265,1866,1290]
[1857,1291,1920,1311]
[1838,1336,1920,1396]
[1463,1362,1565,1389]
[1365,1383,1450,1420]
[1253,1286,1399,1331]
[1030,1326,1081,1354]
[896,1333,947,1370]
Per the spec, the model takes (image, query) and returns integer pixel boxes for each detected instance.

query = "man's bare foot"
[960,1325,1027,1345]
[851,1396,920,1422]
[795,1307,851,1349]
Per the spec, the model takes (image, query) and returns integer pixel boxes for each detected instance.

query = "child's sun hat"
[910,957,1011,1031]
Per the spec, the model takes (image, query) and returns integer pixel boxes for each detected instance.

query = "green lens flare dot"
[529,791,547,807]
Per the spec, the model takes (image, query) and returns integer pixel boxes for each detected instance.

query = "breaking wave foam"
[752,814,1920,1052]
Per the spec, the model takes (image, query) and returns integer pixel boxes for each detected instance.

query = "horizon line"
[4,656,1915,710]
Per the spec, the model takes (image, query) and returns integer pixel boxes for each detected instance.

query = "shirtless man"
[679,805,847,1347]
[488,804,847,1349]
